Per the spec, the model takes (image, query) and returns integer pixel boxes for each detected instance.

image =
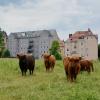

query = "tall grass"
[0,58,100,100]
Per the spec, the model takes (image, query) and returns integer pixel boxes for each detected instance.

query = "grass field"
[0,58,100,100]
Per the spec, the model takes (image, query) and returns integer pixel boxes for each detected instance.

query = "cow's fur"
[42,53,56,71]
[17,53,35,76]
[63,57,70,80]
[80,60,94,73]
[63,56,81,82]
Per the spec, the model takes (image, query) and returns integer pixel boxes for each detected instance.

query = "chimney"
[88,28,91,32]
[69,34,72,38]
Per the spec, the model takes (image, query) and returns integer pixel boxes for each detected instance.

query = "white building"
[64,29,98,60]
[8,30,59,59]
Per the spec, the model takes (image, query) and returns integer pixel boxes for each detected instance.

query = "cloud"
[0,0,100,42]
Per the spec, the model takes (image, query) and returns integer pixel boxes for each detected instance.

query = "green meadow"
[0,58,100,100]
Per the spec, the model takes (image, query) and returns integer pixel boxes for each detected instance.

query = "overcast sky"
[0,0,100,42]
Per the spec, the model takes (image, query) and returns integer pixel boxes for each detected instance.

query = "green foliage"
[0,30,4,47]
[0,59,100,100]
[50,41,62,60]
[0,30,4,57]
[1,49,10,57]
[0,28,7,57]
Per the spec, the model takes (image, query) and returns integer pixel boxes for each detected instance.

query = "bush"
[50,41,62,60]
[1,49,10,57]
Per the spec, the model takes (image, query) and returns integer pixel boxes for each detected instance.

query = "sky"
[0,0,100,42]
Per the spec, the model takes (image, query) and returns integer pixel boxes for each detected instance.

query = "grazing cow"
[63,56,81,82]
[17,53,35,76]
[63,56,70,80]
[42,53,56,71]
[80,60,94,73]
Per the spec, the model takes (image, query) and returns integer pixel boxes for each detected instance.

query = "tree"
[0,30,4,57]
[98,44,100,59]
[1,49,10,57]
[50,40,62,60]
[0,28,7,57]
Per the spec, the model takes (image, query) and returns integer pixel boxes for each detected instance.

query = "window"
[74,45,76,49]
[81,42,83,45]
[67,49,69,51]
[87,37,88,39]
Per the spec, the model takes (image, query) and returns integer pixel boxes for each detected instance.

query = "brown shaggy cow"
[42,53,56,71]
[63,56,70,80]
[80,60,94,73]
[63,56,81,82]
[17,53,35,76]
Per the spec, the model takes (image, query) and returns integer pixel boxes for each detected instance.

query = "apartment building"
[64,28,98,60]
[8,30,59,59]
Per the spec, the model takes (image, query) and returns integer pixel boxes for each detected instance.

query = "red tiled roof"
[68,29,94,42]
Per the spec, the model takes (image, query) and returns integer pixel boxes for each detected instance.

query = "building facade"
[64,29,98,60]
[59,40,65,58]
[8,30,59,59]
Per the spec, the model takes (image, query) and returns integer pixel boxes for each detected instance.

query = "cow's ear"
[49,54,51,57]
[67,57,70,60]
[48,54,51,58]
[17,54,20,58]
[79,57,82,60]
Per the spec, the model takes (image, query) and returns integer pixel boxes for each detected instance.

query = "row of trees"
[0,28,10,57]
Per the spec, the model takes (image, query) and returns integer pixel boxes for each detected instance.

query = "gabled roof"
[68,28,97,42]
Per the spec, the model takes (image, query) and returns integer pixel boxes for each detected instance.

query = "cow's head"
[42,53,51,62]
[17,54,26,62]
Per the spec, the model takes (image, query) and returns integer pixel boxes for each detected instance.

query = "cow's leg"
[74,74,77,82]
[32,65,34,74]
[71,75,73,82]
[67,74,70,82]
[30,69,34,75]
[24,69,27,76]
[45,62,49,72]
[46,66,48,71]
[91,64,94,72]
[51,64,54,72]
[74,74,76,80]
[31,70,33,75]
[65,71,68,81]
[87,66,91,74]
[21,70,24,76]
[29,70,32,75]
